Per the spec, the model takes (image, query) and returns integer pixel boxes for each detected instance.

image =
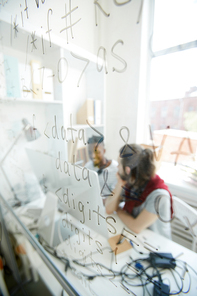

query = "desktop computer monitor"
[25,148,71,192]
[58,163,109,239]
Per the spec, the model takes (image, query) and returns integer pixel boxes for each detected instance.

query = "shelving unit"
[0,19,104,168]
[0,19,104,114]
[0,98,63,104]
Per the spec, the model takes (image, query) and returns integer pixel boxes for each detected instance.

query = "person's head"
[87,136,106,168]
[118,143,156,188]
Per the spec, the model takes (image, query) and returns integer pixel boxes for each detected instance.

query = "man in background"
[85,136,118,204]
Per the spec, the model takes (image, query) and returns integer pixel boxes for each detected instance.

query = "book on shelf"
[31,60,43,99]
[77,98,102,125]
[4,55,21,98]
[42,68,54,101]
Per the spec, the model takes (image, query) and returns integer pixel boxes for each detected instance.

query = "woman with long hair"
[105,144,173,239]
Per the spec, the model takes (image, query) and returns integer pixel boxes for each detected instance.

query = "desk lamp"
[0,118,40,204]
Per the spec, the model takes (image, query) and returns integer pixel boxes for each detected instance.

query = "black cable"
[73,259,120,275]
[165,269,182,295]
[38,239,196,296]
[39,238,73,272]
[73,253,194,296]
[178,266,191,294]
[121,256,184,296]
[144,280,152,296]
[176,259,197,276]
[121,258,161,288]
[150,260,162,283]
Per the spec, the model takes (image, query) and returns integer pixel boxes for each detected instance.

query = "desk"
[1,195,197,296]
[54,214,197,296]
[157,162,197,206]
[25,217,197,296]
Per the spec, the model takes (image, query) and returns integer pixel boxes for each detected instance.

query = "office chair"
[172,196,197,252]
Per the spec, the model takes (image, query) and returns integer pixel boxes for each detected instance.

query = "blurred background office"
[0,0,197,276]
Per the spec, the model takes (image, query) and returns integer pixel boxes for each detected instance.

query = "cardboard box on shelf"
[77,98,94,124]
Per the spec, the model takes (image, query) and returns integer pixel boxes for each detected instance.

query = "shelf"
[72,124,104,129]
[0,98,63,104]
[0,19,100,66]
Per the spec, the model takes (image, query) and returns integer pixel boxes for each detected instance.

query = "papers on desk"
[25,208,43,219]
[14,198,46,229]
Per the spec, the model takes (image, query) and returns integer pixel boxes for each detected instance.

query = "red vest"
[123,174,173,217]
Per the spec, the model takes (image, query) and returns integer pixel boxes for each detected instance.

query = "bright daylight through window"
[149,0,197,184]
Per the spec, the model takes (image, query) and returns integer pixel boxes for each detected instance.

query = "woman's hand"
[116,172,127,187]
[105,175,124,214]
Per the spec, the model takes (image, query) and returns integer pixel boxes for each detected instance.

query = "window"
[188,106,194,112]
[152,0,197,52]
[161,106,168,118]
[149,0,197,166]
[151,107,156,118]
[173,106,180,118]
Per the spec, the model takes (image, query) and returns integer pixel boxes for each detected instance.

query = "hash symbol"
[60,0,81,42]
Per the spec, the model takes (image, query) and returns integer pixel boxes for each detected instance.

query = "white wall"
[137,0,154,144]
[0,0,153,181]
[97,1,153,160]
